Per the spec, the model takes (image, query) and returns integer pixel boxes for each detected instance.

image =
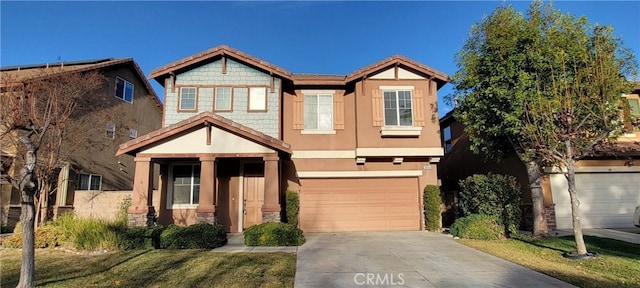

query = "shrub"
[160,223,227,249]
[244,222,305,246]
[423,185,441,231]
[285,190,299,227]
[450,214,503,240]
[116,195,132,224]
[50,213,119,250]
[458,173,522,236]
[2,224,65,248]
[114,225,164,250]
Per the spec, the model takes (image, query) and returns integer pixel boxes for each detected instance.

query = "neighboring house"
[438,86,640,230]
[116,45,449,232]
[1,58,163,229]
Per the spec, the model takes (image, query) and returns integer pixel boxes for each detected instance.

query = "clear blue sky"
[2,1,638,116]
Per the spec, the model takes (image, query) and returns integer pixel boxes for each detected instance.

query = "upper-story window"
[443,126,452,153]
[625,97,639,132]
[304,94,333,131]
[129,129,138,140]
[215,87,232,111]
[106,122,116,139]
[115,77,134,103]
[248,87,267,111]
[383,90,413,126]
[179,87,197,111]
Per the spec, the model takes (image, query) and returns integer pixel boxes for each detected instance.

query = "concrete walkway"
[295,232,575,288]
[553,228,640,244]
[211,233,298,253]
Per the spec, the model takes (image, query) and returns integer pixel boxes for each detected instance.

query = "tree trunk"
[17,136,37,288]
[525,160,549,236]
[565,141,587,255]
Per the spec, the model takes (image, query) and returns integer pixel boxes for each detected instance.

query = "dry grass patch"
[459,235,640,288]
[0,249,295,288]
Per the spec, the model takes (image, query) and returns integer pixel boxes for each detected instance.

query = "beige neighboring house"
[117,45,450,232]
[1,58,163,229]
[438,85,640,231]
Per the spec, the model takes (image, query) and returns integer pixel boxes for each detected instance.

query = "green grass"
[0,249,296,287]
[459,235,640,288]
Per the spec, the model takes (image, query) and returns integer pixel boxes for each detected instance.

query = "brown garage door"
[299,178,420,232]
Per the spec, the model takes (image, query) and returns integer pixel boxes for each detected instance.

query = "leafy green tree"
[452,1,637,255]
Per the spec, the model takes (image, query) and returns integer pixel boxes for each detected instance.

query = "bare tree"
[0,70,105,288]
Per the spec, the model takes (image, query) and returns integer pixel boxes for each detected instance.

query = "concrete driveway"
[295,231,575,288]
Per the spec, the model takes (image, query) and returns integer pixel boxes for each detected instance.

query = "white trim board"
[297,170,423,178]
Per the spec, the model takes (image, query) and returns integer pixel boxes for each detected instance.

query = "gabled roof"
[0,58,163,110]
[345,55,450,87]
[116,111,292,156]
[149,45,293,84]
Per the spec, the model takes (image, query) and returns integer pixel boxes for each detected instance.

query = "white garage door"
[299,178,421,232]
[550,171,640,229]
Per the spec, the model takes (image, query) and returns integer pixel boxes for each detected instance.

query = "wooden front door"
[243,162,264,229]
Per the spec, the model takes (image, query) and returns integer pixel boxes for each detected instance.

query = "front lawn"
[459,235,640,288]
[0,249,296,287]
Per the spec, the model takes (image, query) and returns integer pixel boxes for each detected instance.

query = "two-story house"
[117,45,449,232]
[438,86,640,231]
[1,58,163,229]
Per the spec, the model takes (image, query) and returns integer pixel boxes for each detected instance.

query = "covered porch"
[116,112,291,232]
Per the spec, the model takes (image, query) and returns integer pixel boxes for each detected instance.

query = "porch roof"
[116,112,292,156]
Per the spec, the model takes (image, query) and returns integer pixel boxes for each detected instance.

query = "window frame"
[178,87,198,112]
[214,86,233,112]
[248,86,267,112]
[443,126,452,153]
[106,122,116,139]
[628,98,640,116]
[302,93,334,133]
[129,128,138,140]
[78,173,102,191]
[167,163,201,209]
[382,89,414,127]
[115,77,134,103]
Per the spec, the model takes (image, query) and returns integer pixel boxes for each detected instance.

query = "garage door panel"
[550,172,640,229]
[300,178,420,232]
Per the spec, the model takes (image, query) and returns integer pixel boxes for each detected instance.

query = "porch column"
[128,156,155,227]
[197,156,216,224]
[262,155,281,223]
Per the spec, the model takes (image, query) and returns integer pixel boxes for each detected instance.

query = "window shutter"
[414,89,425,126]
[372,89,383,126]
[293,93,304,129]
[333,91,345,130]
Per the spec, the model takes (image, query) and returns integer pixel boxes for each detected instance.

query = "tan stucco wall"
[74,190,160,221]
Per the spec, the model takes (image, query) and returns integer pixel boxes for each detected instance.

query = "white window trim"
[106,122,116,139]
[302,93,334,133]
[382,89,414,127]
[166,163,200,210]
[214,87,232,111]
[179,87,197,111]
[129,129,138,139]
[115,76,134,103]
[78,173,102,191]
[380,126,422,136]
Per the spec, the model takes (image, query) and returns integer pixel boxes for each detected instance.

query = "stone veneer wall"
[545,204,557,231]
[163,59,280,138]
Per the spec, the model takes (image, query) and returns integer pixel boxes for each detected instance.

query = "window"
[106,122,116,139]
[248,87,267,111]
[129,129,137,139]
[215,87,232,111]
[78,174,101,190]
[170,164,200,206]
[383,90,413,126]
[115,77,134,103]
[304,94,333,131]
[179,87,197,111]
[443,126,452,153]
[629,98,640,116]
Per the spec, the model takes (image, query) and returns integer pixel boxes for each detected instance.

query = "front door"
[243,162,264,229]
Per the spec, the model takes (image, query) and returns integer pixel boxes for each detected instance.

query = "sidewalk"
[211,233,298,252]
[553,228,640,244]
